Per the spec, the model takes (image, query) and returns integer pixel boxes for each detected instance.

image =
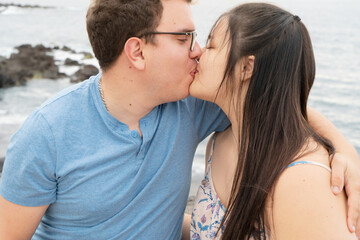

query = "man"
[0,0,359,239]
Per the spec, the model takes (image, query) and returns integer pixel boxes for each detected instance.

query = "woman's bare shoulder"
[268,146,356,239]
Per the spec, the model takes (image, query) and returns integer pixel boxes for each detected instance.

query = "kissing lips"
[190,68,198,78]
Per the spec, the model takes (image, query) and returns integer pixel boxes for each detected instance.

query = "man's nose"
[190,41,202,59]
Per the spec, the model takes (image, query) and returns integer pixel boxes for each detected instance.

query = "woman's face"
[189,20,230,105]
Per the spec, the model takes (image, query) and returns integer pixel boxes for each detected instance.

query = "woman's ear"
[124,37,145,70]
[241,55,255,81]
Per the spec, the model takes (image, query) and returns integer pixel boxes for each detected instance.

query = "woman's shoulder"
[268,145,356,239]
[273,145,333,207]
[274,141,332,197]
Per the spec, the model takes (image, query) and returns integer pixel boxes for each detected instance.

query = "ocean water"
[0,0,359,196]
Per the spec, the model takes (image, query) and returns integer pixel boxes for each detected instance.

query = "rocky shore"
[0,3,54,10]
[0,44,99,88]
[0,44,99,174]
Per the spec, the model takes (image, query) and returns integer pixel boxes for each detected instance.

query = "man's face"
[143,0,201,103]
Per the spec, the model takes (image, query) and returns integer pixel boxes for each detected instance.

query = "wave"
[0,113,28,125]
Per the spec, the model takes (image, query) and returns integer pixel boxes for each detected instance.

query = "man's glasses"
[138,31,197,51]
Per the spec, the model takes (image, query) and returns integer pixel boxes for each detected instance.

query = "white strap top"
[190,133,331,239]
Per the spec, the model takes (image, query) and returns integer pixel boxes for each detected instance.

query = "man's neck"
[100,66,156,135]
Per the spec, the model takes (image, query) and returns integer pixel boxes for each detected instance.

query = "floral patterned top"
[190,133,331,239]
[190,134,226,240]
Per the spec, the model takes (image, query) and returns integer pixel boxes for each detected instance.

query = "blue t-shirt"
[0,74,229,239]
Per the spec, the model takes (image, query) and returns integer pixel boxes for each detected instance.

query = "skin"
[269,142,355,239]
[0,0,201,239]
[189,21,230,104]
[140,5,198,102]
[100,0,201,134]
[186,18,359,239]
[1,1,359,239]
[0,195,48,240]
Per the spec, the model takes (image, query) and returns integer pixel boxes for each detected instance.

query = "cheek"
[152,57,183,82]
[190,73,219,102]
[166,54,191,80]
[194,59,227,99]
[202,58,224,88]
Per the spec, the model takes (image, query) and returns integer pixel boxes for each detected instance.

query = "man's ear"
[124,37,145,70]
[241,55,255,81]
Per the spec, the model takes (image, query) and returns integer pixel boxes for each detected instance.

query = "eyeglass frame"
[138,31,197,51]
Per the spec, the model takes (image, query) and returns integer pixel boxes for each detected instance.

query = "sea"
[0,0,359,196]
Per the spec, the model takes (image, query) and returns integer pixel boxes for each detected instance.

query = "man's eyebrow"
[177,28,196,32]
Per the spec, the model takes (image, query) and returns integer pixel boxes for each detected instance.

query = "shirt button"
[131,131,138,138]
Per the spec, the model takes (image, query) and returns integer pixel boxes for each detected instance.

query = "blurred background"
[0,0,359,196]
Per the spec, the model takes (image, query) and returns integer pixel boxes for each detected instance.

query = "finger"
[347,193,358,233]
[330,156,346,194]
[356,216,360,239]
[346,180,360,234]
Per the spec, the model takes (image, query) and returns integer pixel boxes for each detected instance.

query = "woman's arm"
[308,107,360,234]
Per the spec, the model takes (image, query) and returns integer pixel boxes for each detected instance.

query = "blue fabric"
[287,160,332,172]
[287,160,313,168]
[0,75,229,239]
[0,74,229,240]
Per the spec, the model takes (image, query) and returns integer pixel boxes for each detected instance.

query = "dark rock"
[0,44,67,88]
[43,66,67,79]
[0,3,54,10]
[15,44,51,54]
[0,156,4,173]
[61,46,76,54]
[61,46,73,52]
[0,44,98,88]
[15,44,31,51]
[80,51,94,59]
[70,65,99,83]
[64,58,80,66]
[34,44,52,52]
[0,73,16,88]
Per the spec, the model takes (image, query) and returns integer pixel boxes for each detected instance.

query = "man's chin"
[164,91,190,104]
[178,92,191,100]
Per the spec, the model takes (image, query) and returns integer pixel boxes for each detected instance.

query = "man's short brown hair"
[86,0,163,71]
[86,0,191,71]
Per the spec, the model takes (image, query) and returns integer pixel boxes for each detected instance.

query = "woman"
[188,3,357,239]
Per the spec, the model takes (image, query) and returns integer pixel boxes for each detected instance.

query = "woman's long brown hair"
[212,3,334,239]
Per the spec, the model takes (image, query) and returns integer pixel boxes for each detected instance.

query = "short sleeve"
[0,110,57,206]
[184,96,230,142]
